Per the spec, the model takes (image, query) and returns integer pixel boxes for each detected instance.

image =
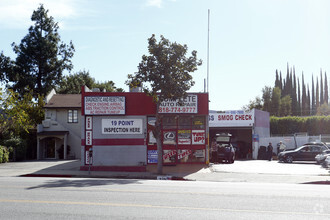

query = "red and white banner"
[86,116,92,130]
[192,130,205,145]
[86,131,92,145]
[177,150,192,159]
[158,95,198,114]
[85,96,125,115]
[163,150,177,160]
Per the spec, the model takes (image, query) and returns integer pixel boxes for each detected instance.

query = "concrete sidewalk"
[0,159,329,184]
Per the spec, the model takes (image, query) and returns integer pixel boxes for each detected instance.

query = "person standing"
[267,142,273,161]
[211,138,218,163]
[278,141,286,154]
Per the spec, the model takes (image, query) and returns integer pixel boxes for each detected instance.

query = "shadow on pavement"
[26,178,142,190]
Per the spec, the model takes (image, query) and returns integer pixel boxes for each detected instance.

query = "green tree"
[57,70,123,94]
[0,89,44,136]
[316,103,330,116]
[126,35,202,174]
[243,96,263,111]
[271,87,281,116]
[262,86,272,112]
[0,4,74,98]
[279,95,292,116]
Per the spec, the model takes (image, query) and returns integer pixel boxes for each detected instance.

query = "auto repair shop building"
[209,109,270,159]
[81,86,209,172]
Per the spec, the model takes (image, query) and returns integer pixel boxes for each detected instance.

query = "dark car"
[216,133,235,163]
[278,143,329,163]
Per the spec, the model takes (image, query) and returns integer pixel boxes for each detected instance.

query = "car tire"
[286,155,293,163]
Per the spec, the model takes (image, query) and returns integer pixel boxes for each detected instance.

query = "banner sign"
[85,96,125,115]
[102,118,143,134]
[177,149,192,159]
[158,95,198,114]
[209,110,254,127]
[178,130,191,145]
[192,130,205,145]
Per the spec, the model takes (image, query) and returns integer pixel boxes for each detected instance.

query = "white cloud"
[146,0,163,8]
[0,0,79,29]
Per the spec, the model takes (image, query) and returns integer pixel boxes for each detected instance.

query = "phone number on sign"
[158,107,197,113]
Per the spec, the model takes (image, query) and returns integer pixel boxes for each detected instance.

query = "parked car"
[315,150,330,164]
[278,143,329,163]
[216,133,235,163]
[323,155,330,168]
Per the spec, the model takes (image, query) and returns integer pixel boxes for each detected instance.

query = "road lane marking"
[0,198,329,217]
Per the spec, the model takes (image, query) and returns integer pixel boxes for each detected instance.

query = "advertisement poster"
[85,96,125,115]
[163,150,177,163]
[158,95,198,114]
[163,131,176,145]
[192,130,205,145]
[148,117,156,144]
[177,149,205,163]
[102,118,143,134]
[147,150,158,163]
[178,130,191,145]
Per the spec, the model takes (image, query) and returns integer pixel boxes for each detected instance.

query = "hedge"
[270,116,330,135]
[0,146,10,163]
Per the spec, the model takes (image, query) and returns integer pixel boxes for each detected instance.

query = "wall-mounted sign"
[209,110,254,127]
[85,96,125,115]
[86,131,92,145]
[192,130,205,145]
[158,95,198,114]
[102,118,143,134]
[86,116,92,130]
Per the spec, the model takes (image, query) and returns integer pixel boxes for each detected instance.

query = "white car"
[315,150,330,164]
[323,155,330,168]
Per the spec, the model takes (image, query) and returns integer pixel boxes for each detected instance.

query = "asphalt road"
[0,176,330,220]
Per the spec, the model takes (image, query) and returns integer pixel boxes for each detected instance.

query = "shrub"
[3,138,27,161]
[0,146,9,163]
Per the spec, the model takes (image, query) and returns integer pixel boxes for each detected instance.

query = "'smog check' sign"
[85,96,125,115]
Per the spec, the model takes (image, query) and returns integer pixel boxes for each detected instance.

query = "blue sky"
[0,0,329,110]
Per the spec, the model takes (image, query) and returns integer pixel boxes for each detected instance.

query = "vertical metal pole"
[207,9,210,93]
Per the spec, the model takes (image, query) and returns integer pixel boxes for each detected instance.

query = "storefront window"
[178,116,191,129]
[177,149,205,163]
[162,116,177,129]
[163,130,176,145]
[192,116,205,129]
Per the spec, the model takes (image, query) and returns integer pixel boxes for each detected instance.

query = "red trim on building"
[82,139,145,146]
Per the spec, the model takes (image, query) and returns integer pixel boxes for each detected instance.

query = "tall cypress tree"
[316,77,320,109]
[297,77,301,116]
[307,84,311,115]
[311,75,316,115]
[320,70,324,105]
[292,69,298,115]
[275,70,281,88]
[279,71,283,91]
[301,73,307,116]
[324,72,328,104]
